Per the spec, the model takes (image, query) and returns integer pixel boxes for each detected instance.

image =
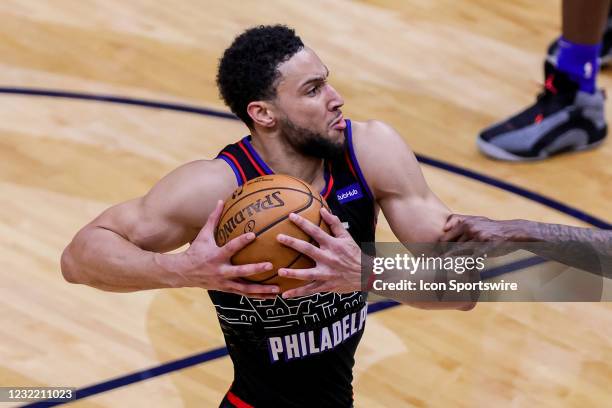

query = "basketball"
[215,174,331,292]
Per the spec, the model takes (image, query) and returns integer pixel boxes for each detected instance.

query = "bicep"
[84,160,231,253]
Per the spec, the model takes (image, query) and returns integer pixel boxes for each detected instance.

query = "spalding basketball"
[215,174,331,293]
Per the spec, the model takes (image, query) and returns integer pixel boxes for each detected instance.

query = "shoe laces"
[544,74,557,94]
[530,74,559,123]
[535,74,559,103]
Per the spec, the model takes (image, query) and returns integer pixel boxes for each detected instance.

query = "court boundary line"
[19,256,542,407]
[0,87,238,119]
[1,86,609,229]
[3,86,607,406]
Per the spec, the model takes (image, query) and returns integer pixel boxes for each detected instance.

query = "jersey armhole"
[345,120,374,201]
[216,153,245,186]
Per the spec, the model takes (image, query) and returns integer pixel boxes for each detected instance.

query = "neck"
[249,129,324,186]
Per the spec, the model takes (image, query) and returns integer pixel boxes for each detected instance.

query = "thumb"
[197,200,225,243]
[443,214,463,232]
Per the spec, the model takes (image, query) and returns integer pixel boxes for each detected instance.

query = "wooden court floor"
[1,1,610,406]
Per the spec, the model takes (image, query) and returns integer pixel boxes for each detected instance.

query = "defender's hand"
[276,208,362,298]
[440,214,532,257]
[441,214,533,242]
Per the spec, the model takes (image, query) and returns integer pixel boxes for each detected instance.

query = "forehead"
[276,47,327,89]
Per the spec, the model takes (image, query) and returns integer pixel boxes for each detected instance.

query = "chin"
[328,128,345,141]
[333,131,346,147]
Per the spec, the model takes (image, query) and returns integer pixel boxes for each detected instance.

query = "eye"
[307,85,319,96]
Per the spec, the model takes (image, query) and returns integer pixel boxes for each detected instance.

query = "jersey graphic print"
[212,291,364,329]
[267,303,368,362]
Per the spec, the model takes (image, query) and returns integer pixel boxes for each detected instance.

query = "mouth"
[330,112,346,130]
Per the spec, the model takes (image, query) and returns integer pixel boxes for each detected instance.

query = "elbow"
[60,245,83,284]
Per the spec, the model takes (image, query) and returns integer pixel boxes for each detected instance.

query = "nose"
[327,84,344,111]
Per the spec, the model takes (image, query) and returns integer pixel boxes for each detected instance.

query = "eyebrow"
[299,66,330,90]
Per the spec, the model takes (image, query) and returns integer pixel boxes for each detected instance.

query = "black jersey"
[212,120,376,408]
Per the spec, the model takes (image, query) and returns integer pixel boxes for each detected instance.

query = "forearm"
[526,222,611,246]
[521,221,611,275]
[61,227,186,292]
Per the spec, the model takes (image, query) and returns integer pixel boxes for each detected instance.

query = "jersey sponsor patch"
[267,304,368,362]
[336,183,363,204]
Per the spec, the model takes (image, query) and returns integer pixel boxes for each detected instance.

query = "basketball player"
[61,25,472,407]
[478,0,610,160]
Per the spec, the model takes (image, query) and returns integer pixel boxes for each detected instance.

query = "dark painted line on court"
[17,300,399,407]
[20,347,230,408]
[21,256,542,407]
[1,86,609,229]
[6,86,606,406]
[366,256,546,314]
[415,155,611,229]
[0,87,238,120]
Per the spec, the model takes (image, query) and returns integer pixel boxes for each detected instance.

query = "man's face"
[272,48,346,159]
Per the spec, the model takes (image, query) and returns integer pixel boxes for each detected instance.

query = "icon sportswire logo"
[336,183,363,204]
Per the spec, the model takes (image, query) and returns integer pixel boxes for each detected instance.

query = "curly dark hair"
[217,25,304,126]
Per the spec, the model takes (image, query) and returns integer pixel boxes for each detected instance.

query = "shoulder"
[152,159,236,191]
[143,158,238,228]
[351,119,406,145]
[349,120,422,198]
[350,120,416,165]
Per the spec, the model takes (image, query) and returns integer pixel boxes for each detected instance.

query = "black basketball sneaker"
[477,61,607,161]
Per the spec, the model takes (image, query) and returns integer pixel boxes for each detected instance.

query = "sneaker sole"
[477,137,606,162]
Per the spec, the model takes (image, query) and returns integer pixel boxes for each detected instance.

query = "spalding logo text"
[217,191,285,245]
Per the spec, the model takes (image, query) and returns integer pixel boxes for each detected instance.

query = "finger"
[277,267,332,281]
[443,214,464,232]
[439,225,465,242]
[442,214,455,232]
[202,199,225,237]
[221,232,257,257]
[226,279,279,295]
[223,262,273,279]
[277,234,324,260]
[282,281,325,299]
[288,213,331,244]
[321,207,349,238]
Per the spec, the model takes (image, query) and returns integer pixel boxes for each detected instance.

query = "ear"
[247,101,277,128]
